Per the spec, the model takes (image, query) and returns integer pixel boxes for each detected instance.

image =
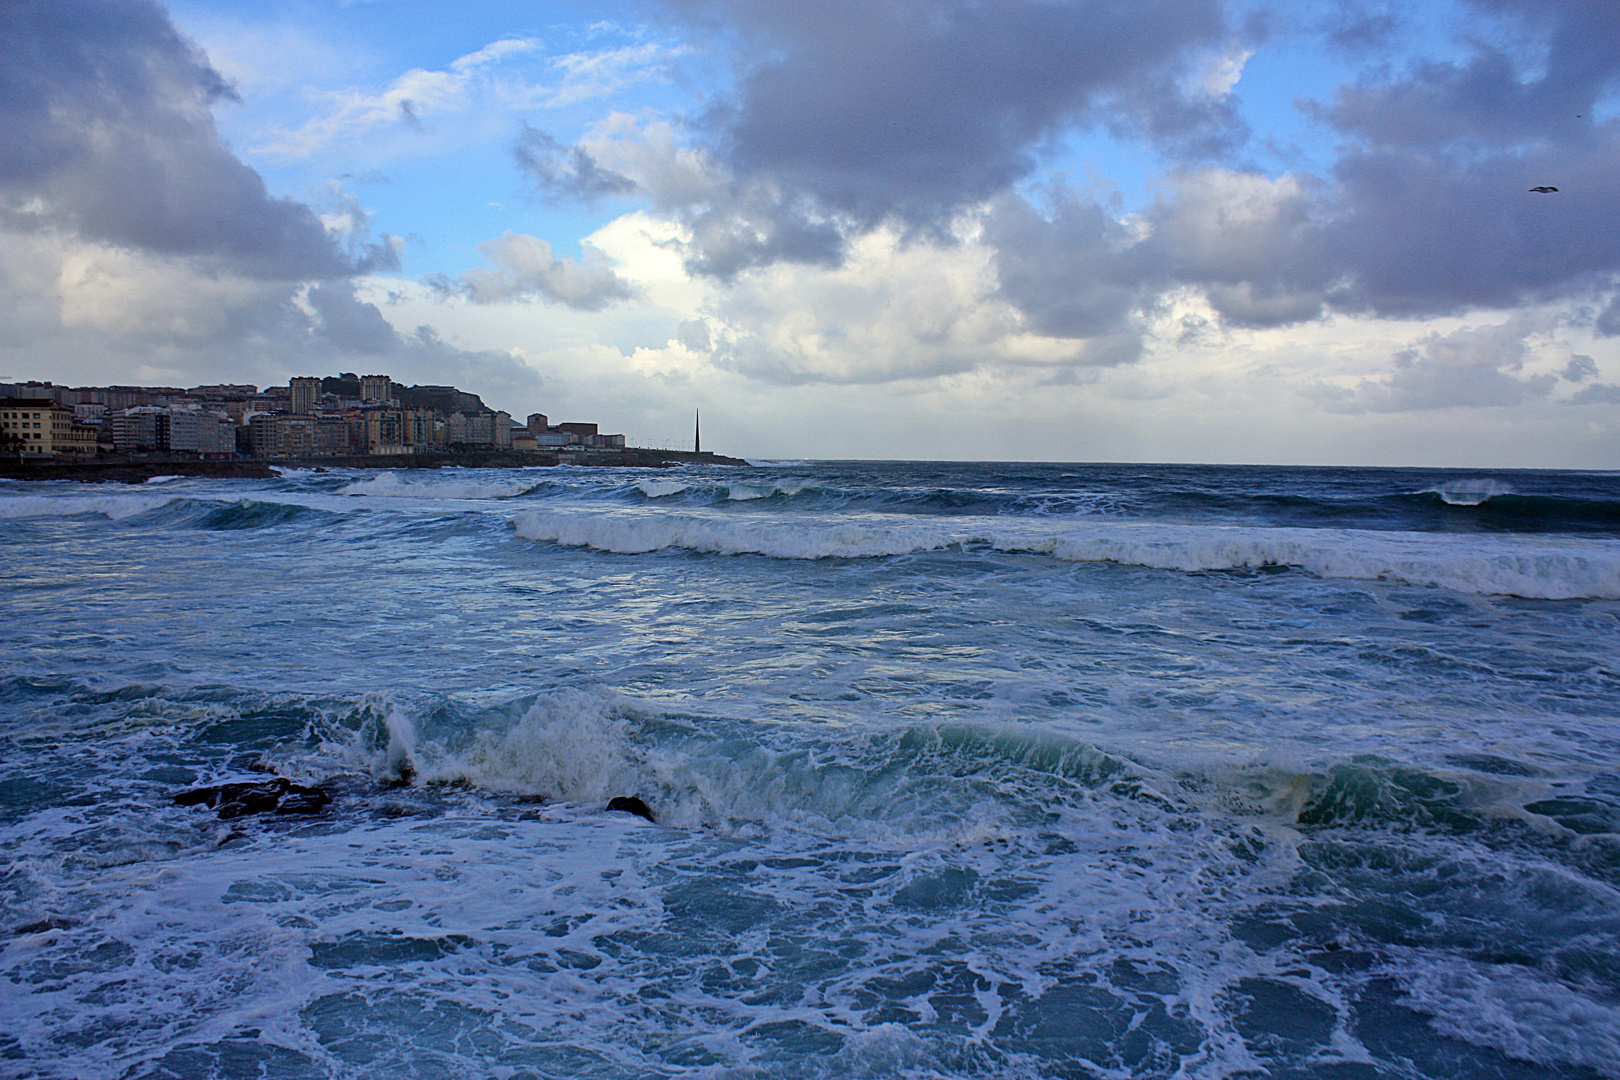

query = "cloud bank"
[1,0,1615,462]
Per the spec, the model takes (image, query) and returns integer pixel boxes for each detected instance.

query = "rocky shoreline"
[0,447,748,483]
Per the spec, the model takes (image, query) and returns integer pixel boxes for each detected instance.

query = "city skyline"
[2,0,1617,466]
[1,370,642,459]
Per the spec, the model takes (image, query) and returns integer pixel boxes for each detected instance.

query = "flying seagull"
[1529,186,1559,193]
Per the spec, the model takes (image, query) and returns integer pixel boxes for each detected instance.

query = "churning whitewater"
[2,460,1619,1079]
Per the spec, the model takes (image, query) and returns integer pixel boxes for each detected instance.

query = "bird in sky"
[1529,186,1559,193]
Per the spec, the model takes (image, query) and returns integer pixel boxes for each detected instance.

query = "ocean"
[2,460,1618,1079]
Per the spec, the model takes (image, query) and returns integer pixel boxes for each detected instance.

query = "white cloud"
[457,232,636,310]
[253,39,681,160]
[450,38,540,72]
[1192,45,1253,99]
[1320,314,1560,412]
[544,44,686,108]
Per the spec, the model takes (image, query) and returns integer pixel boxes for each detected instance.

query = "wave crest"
[0,492,184,520]
[510,508,1620,599]
[1421,479,1515,506]
[512,509,951,559]
[338,471,542,501]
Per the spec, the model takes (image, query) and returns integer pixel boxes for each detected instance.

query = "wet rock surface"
[175,778,333,819]
[606,796,656,822]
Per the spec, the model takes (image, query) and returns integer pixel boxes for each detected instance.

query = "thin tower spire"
[694,409,701,455]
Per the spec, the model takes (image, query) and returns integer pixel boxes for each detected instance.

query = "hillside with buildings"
[0,374,634,462]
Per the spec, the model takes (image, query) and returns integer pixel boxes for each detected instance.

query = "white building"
[165,408,235,455]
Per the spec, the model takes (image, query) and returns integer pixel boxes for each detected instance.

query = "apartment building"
[289,377,322,416]
[2,399,99,457]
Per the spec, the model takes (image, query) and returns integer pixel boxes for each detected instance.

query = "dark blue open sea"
[3,460,1619,1080]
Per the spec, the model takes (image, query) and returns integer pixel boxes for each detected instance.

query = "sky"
[2,0,1618,465]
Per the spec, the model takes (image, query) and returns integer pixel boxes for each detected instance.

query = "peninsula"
[1,373,743,481]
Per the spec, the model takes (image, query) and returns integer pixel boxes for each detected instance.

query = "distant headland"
[1,373,743,481]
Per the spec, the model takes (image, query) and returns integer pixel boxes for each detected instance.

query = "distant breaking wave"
[586,475,1620,531]
[513,508,953,559]
[338,471,546,500]
[0,492,184,520]
[1420,479,1515,506]
[510,509,1620,599]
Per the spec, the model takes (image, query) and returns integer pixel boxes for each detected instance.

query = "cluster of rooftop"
[0,375,625,460]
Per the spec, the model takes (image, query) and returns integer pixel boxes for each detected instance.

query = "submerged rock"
[606,795,656,823]
[174,778,332,819]
[13,916,77,936]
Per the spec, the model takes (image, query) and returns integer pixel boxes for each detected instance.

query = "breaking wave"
[340,696,1158,840]
[1422,479,1516,506]
[996,523,1620,600]
[0,492,185,520]
[635,479,690,499]
[510,510,1620,599]
[512,508,954,559]
[338,470,546,500]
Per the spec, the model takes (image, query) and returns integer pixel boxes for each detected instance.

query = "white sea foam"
[636,479,690,499]
[1423,478,1515,505]
[994,523,1620,600]
[0,492,183,520]
[511,508,1620,599]
[372,710,418,784]
[734,480,811,500]
[327,693,1150,842]
[338,470,535,500]
[1394,955,1620,1075]
[407,692,650,807]
[512,508,952,559]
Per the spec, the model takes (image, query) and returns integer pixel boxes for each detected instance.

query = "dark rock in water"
[606,795,656,823]
[14,917,77,936]
[217,782,288,819]
[276,786,333,815]
[381,760,416,788]
[175,778,332,819]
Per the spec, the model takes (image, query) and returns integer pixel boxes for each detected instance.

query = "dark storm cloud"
[682,193,845,279]
[1596,293,1620,337]
[0,0,389,279]
[646,0,1619,378]
[1321,132,1620,316]
[983,0,1620,353]
[1568,383,1620,405]
[513,127,638,202]
[659,0,1233,223]
[1303,0,1620,317]
[983,167,1333,344]
[981,192,1149,340]
[1562,354,1598,381]
[0,0,545,403]
[1317,1,1620,150]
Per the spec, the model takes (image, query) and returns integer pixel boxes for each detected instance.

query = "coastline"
[0,447,748,483]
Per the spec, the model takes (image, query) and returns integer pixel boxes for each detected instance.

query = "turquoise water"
[3,461,1618,1078]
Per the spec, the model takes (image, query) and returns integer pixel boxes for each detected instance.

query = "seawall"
[0,448,747,484]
